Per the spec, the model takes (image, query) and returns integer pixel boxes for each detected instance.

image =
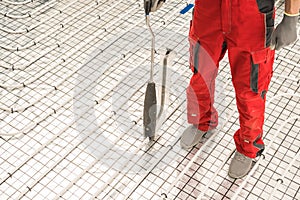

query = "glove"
[271,13,299,50]
[144,0,165,14]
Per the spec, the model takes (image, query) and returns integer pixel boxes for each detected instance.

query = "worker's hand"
[271,14,299,50]
[144,0,165,14]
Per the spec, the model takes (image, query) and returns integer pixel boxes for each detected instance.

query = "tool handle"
[144,0,151,15]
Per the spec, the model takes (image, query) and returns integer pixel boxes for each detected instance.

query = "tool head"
[143,82,157,141]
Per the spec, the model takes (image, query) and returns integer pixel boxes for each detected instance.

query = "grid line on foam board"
[0,0,141,140]
[0,0,126,70]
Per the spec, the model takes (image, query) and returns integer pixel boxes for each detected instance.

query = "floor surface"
[0,0,299,199]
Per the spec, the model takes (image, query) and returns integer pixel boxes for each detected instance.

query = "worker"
[146,0,300,178]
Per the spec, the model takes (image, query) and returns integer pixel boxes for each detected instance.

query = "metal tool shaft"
[146,15,155,83]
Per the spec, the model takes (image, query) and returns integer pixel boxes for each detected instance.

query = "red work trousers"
[187,0,275,158]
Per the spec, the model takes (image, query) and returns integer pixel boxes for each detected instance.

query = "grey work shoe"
[228,151,252,179]
[180,125,206,150]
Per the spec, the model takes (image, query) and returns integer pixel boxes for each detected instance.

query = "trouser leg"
[227,0,275,158]
[228,48,274,158]
[186,1,225,131]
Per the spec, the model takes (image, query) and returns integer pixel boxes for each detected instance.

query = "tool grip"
[143,82,157,140]
[144,0,151,15]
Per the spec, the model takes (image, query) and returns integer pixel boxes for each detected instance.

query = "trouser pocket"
[250,48,274,98]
